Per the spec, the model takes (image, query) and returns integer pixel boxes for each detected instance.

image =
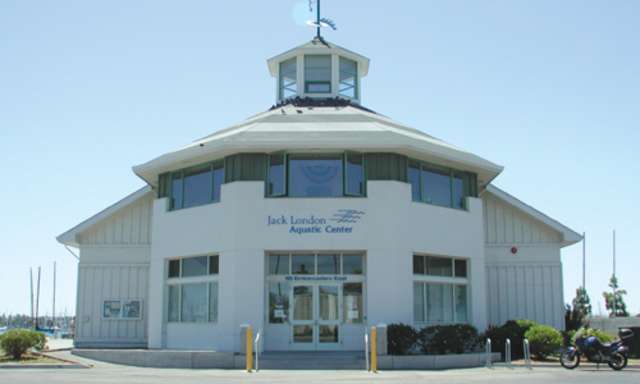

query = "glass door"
[316,284,341,350]
[291,285,315,347]
[290,283,342,349]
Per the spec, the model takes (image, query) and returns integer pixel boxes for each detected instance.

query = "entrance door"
[291,283,341,350]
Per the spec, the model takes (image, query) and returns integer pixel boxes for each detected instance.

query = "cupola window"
[304,55,332,93]
[279,58,297,100]
[339,57,357,99]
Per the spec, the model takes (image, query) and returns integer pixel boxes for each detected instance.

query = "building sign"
[285,275,348,282]
[267,209,365,235]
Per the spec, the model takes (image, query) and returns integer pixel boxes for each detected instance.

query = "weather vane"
[306,0,337,38]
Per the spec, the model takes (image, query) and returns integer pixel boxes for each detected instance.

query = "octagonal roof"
[132,101,503,188]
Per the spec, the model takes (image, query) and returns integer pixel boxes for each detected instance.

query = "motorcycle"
[560,328,634,371]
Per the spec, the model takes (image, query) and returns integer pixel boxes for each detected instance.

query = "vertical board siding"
[79,194,153,246]
[76,264,149,345]
[486,264,564,329]
[483,194,561,244]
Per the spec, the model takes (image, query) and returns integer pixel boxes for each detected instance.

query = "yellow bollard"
[246,326,253,372]
[371,326,378,373]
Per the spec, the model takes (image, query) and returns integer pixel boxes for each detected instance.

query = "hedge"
[0,329,46,360]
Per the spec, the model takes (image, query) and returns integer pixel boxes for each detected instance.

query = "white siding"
[74,192,153,347]
[483,193,561,245]
[78,193,153,246]
[483,191,565,330]
[75,263,149,347]
[485,263,564,329]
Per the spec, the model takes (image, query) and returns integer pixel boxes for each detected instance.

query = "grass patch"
[0,352,61,364]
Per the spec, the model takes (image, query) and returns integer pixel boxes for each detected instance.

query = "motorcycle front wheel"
[560,350,580,369]
[608,352,627,371]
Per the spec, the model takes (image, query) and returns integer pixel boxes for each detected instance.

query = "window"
[167,255,220,323]
[279,57,297,100]
[182,256,208,277]
[422,167,451,207]
[102,299,142,320]
[269,254,290,275]
[343,283,363,323]
[413,254,468,324]
[305,55,331,93]
[267,153,286,197]
[408,161,421,201]
[345,152,365,196]
[183,165,213,208]
[408,159,477,209]
[267,253,365,277]
[342,254,364,275]
[268,281,290,323]
[167,161,224,211]
[413,282,467,324]
[292,254,315,275]
[289,155,343,197]
[171,173,183,210]
[413,255,466,278]
[339,57,357,98]
[317,254,340,274]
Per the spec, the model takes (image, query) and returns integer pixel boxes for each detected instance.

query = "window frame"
[166,160,224,211]
[338,57,358,99]
[408,159,476,210]
[166,255,220,324]
[412,254,470,325]
[279,57,298,100]
[304,55,332,94]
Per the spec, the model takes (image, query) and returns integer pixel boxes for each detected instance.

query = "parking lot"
[1,354,638,384]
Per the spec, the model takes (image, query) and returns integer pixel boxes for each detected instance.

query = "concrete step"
[257,351,366,370]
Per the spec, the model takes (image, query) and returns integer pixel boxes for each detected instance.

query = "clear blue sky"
[1,1,638,319]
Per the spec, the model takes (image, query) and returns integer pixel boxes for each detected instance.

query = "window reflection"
[292,254,315,275]
[289,156,343,197]
[317,254,340,274]
[343,283,363,323]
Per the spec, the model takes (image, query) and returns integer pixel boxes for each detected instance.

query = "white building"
[57,37,581,352]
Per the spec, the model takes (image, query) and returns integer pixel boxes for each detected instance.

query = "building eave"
[56,186,153,248]
[484,184,582,247]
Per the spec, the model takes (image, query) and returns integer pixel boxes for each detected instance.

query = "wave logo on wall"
[330,209,365,224]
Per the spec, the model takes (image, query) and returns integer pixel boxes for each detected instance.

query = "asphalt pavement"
[1,356,639,384]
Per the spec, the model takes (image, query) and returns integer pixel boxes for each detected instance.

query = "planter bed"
[379,352,501,370]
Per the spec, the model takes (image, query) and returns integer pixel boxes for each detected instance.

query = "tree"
[603,275,629,318]
[565,287,591,331]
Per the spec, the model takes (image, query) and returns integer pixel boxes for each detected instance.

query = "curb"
[0,351,92,369]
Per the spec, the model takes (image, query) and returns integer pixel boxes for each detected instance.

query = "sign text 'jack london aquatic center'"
[267,209,366,235]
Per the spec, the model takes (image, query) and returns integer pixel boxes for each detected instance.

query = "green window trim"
[163,160,224,211]
[408,158,478,210]
[364,153,408,182]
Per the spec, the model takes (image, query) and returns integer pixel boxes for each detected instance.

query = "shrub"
[0,329,46,360]
[419,324,481,354]
[483,320,538,359]
[524,324,563,360]
[572,327,615,344]
[387,323,419,355]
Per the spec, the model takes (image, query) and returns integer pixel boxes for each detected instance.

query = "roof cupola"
[266,1,369,104]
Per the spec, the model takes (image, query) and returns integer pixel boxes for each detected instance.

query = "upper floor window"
[267,152,365,198]
[408,160,475,210]
[164,161,224,211]
[339,57,357,99]
[279,57,297,100]
[289,154,343,197]
[304,55,331,93]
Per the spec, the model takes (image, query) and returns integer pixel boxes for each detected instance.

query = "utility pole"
[35,267,41,329]
[582,232,586,289]
[30,268,34,329]
[612,230,617,317]
[52,261,56,328]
